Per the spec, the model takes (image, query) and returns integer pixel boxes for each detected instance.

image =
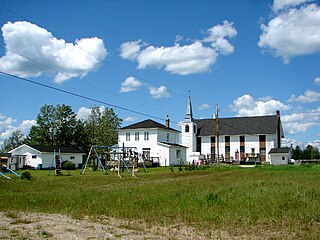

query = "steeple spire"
[185,95,193,122]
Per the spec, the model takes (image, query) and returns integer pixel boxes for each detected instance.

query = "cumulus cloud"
[120,21,236,75]
[198,103,210,110]
[0,113,35,142]
[258,4,320,63]
[149,86,170,99]
[119,77,142,93]
[315,77,320,85]
[119,40,143,60]
[0,21,107,83]
[124,117,137,122]
[281,107,320,134]
[204,20,237,55]
[272,0,313,12]
[288,89,320,103]
[230,94,289,116]
[76,106,105,120]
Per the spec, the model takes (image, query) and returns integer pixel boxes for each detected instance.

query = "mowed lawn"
[1,165,320,238]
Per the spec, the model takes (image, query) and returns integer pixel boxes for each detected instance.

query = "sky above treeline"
[0,0,319,149]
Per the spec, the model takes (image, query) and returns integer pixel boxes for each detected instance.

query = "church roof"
[120,119,179,132]
[194,115,282,136]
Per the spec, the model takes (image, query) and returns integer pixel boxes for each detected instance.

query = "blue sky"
[0,0,319,148]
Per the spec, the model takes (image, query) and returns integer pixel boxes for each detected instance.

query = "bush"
[61,161,76,170]
[20,171,32,180]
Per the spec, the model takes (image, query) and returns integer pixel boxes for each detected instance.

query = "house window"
[144,131,149,141]
[225,146,230,154]
[32,155,37,159]
[176,150,182,159]
[126,132,130,141]
[260,148,266,155]
[196,137,201,153]
[142,148,151,160]
[135,132,139,141]
[70,156,75,160]
[185,124,189,132]
[167,133,170,142]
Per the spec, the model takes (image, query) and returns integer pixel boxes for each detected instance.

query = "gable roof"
[9,144,84,154]
[194,115,281,136]
[120,119,179,132]
[29,145,84,154]
[269,147,291,154]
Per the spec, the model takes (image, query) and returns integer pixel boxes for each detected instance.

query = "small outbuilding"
[8,144,85,169]
[268,147,292,165]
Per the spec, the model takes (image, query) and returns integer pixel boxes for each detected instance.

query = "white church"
[181,96,284,163]
[118,96,284,165]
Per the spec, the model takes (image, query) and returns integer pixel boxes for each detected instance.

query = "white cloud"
[120,21,237,75]
[136,41,217,75]
[149,86,170,99]
[119,40,143,60]
[19,120,36,130]
[0,21,107,83]
[288,89,320,103]
[119,77,142,93]
[281,107,320,134]
[198,103,210,110]
[204,20,237,55]
[272,0,313,12]
[76,106,105,120]
[230,94,289,116]
[258,4,320,63]
[315,77,320,85]
[124,117,137,122]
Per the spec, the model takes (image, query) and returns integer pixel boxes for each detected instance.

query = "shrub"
[20,171,32,180]
[61,161,76,170]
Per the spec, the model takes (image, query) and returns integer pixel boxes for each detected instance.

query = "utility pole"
[215,104,219,164]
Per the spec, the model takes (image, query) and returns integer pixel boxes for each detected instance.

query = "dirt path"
[0,211,233,239]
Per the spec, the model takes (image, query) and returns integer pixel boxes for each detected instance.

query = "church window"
[185,124,189,132]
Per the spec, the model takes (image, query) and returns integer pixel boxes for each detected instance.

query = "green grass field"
[1,165,320,238]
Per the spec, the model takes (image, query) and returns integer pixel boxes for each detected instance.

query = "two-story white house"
[181,96,284,163]
[118,119,186,166]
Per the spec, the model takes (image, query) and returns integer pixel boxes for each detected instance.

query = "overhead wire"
[0,70,178,124]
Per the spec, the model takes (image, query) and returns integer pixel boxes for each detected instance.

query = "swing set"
[80,145,147,178]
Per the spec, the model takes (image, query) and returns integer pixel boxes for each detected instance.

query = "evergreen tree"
[1,130,25,152]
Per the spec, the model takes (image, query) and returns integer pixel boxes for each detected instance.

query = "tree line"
[1,104,122,153]
[292,145,320,160]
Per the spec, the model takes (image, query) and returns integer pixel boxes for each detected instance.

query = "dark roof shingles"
[120,119,179,132]
[195,115,279,136]
[30,145,84,154]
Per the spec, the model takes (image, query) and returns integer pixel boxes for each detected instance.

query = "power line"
[0,70,179,124]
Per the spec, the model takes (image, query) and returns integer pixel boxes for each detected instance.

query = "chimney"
[165,115,170,128]
[276,110,280,117]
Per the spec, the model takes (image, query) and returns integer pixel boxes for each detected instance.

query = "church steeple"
[185,95,193,122]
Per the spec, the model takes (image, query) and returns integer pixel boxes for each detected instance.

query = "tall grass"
[1,165,320,237]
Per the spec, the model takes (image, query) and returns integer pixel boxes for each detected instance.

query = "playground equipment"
[0,165,20,179]
[81,145,147,178]
[48,149,71,176]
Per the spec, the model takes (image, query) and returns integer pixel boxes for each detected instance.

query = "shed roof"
[120,119,179,132]
[159,142,187,148]
[194,115,282,136]
[269,147,291,154]
[29,145,84,154]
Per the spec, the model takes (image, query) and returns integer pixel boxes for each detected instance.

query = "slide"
[5,167,20,177]
[0,171,10,179]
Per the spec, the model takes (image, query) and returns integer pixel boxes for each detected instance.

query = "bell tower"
[181,95,197,162]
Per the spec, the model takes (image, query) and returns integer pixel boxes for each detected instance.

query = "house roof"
[29,145,85,154]
[120,119,179,132]
[269,147,291,154]
[194,115,282,136]
[159,142,187,148]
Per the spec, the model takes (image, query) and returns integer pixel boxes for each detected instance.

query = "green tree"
[26,104,78,147]
[292,146,302,160]
[84,107,122,147]
[1,130,25,152]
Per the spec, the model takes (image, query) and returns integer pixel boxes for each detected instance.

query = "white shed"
[9,144,85,169]
[268,147,292,165]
